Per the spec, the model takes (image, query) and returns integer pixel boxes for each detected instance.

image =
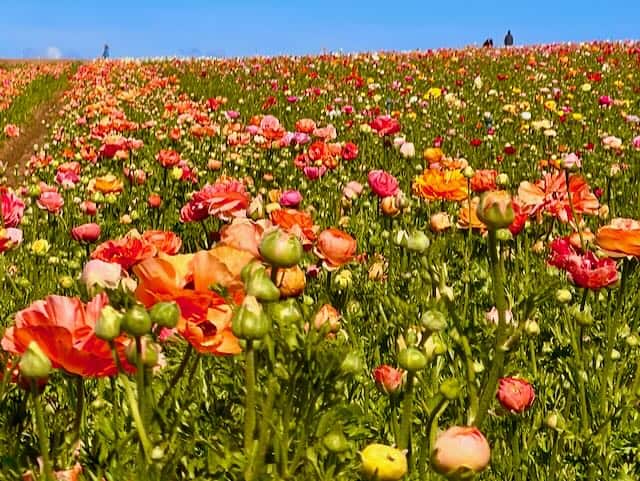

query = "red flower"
[341,142,359,160]
[470,169,497,193]
[156,149,181,168]
[370,115,401,136]
[549,237,618,289]
[71,223,101,243]
[91,236,156,271]
[470,138,482,147]
[1,294,130,377]
[373,365,404,394]
[497,377,535,413]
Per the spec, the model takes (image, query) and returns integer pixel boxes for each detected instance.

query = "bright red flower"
[549,237,618,289]
[497,377,535,413]
[370,115,401,136]
[91,236,156,271]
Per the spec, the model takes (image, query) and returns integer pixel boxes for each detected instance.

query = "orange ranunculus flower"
[470,169,498,193]
[307,141,331,162]
[423,147,444,165]
[92,236,156,271]
[413,168,468,202]
[1,293,130,377]
[518,172,599,223]
[596,218,640,258]
[134,245,254,354]
[314,228,357,269]
[270,208,318,246]
[273,265,306,297]
[142,230,182,255]
[457,197,486,231]
[220,218,270,258]
[295,118,317,134]
[93,174,124,194]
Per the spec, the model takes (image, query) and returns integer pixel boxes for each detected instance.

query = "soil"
[0,87,68,185]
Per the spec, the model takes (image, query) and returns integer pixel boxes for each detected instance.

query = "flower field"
[1,42,640,480]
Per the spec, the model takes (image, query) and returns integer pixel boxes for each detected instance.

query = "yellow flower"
[31,239,50,256]
[581,83,592,92]
[572,113,584,121]
[544,100,557,111]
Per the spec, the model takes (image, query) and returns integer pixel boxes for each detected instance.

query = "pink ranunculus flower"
[80,200,98,216]
[303,166,327,180]
[279,190,303,208]
[343,181,364,199]
[0,228,22,253]
[633,136,640,150]
[368,170,399,198]
[36,191,64,214]
[0,190,25,228]
[561,152,581,170]
[260,115,281,131]
[3,124,19,138]
[71,223,101,243]
[80,259,123,291]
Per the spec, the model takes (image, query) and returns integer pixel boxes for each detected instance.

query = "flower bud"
[497,377,535,413]
[545,412,565,430]
[421,310,448,333]
[149,302,180,328]
[323,430,350,453]
[496,173,510,187]
[340,352,364,376]
[495,228,513,242]
[439,378,461,400]
[569,304,593,326]
[555,289,572,304]
[126,336,160,367]
[462,166,475,179]
[259,229,303,268]
[245,266,281,302]
[95,305,123,341]
[268,298,303,325]
[398,347,428,372]
[122,305,152,336]
[19,341,52,380]
[313,304,341,333]
[476,191,515,229]
[405,230,430,253]
[232,296,271,340]
[360,444,407,481]
[372,365,404,394]
[524,319,540,336]
[431,426,491,478]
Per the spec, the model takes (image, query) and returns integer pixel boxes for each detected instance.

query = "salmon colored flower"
[432,426,491,476]
[314,228,357,269]
[142,230,182,255]
[37,191,64,214]
[3,124,20,138]
[1,293,129,377]
[413,168,467,202]
[156,149,181,168]
[270,208,318,246]
[71,223,101,243]
[134,245,254,354]
[430,212,452,232]
[518,172,599,223]
[596,218,640,258]
[497,377,535,413]
[295,118,316,134]
[180,178,249,222]
[220,218,269,258]
[91,236,156,271]
[470,169,498,193]
[93,174,124,194]
[373,365,404,394]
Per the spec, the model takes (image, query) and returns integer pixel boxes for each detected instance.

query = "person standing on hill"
[504,30,514,46]
[102,44,110,59]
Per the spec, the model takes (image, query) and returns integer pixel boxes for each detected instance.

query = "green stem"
[244,340,257,454]
[134,336,146,417]
[567,312,590,434]
[565,169,585,251]
[422,396,449,477]
[31,381,54,481]
[246,377,278,481]
[474,229,509,426]
[271,266,279,286]
[398,371,415,451]
[71,376,84,445]
[460,336,478,425]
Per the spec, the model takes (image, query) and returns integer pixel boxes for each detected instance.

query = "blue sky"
[1,1,638,59]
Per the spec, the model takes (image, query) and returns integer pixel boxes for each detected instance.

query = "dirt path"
[0,87,68,186]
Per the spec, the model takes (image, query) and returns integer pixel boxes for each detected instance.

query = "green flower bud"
[405,230,430,253]
[398,347,428,372]
[421,310,448,333]
[241,261,264,284]
[259,229,303,268]
[524,319,540,336]
[19,341,52,380]
[439,378,461,400]
[149,302,180,328]
[245,266,281,302]
[59,275,74,289]
[556,289,572,304]
[569,304,593,326]
[462,166,475,179]
[495,228,513,242]
[95,305,123,341]
[340,352,364,376]
[122,305,152,337]
[626,334,639,348]
[476,191,515,230]
[232,296,271,340]
[496,173,510,187]
[268,298,303,325]
[323,430,350,453]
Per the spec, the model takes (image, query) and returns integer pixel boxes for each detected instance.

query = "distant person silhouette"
[482,38,494,48]
[504,30,514,47]
[102,44,110,59]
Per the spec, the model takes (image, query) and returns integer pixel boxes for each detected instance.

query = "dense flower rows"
[1,41,640,480]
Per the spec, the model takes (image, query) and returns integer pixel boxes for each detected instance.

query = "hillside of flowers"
[1,42,640,480]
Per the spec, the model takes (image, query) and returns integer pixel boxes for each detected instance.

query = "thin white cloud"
[46,46,62,59]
